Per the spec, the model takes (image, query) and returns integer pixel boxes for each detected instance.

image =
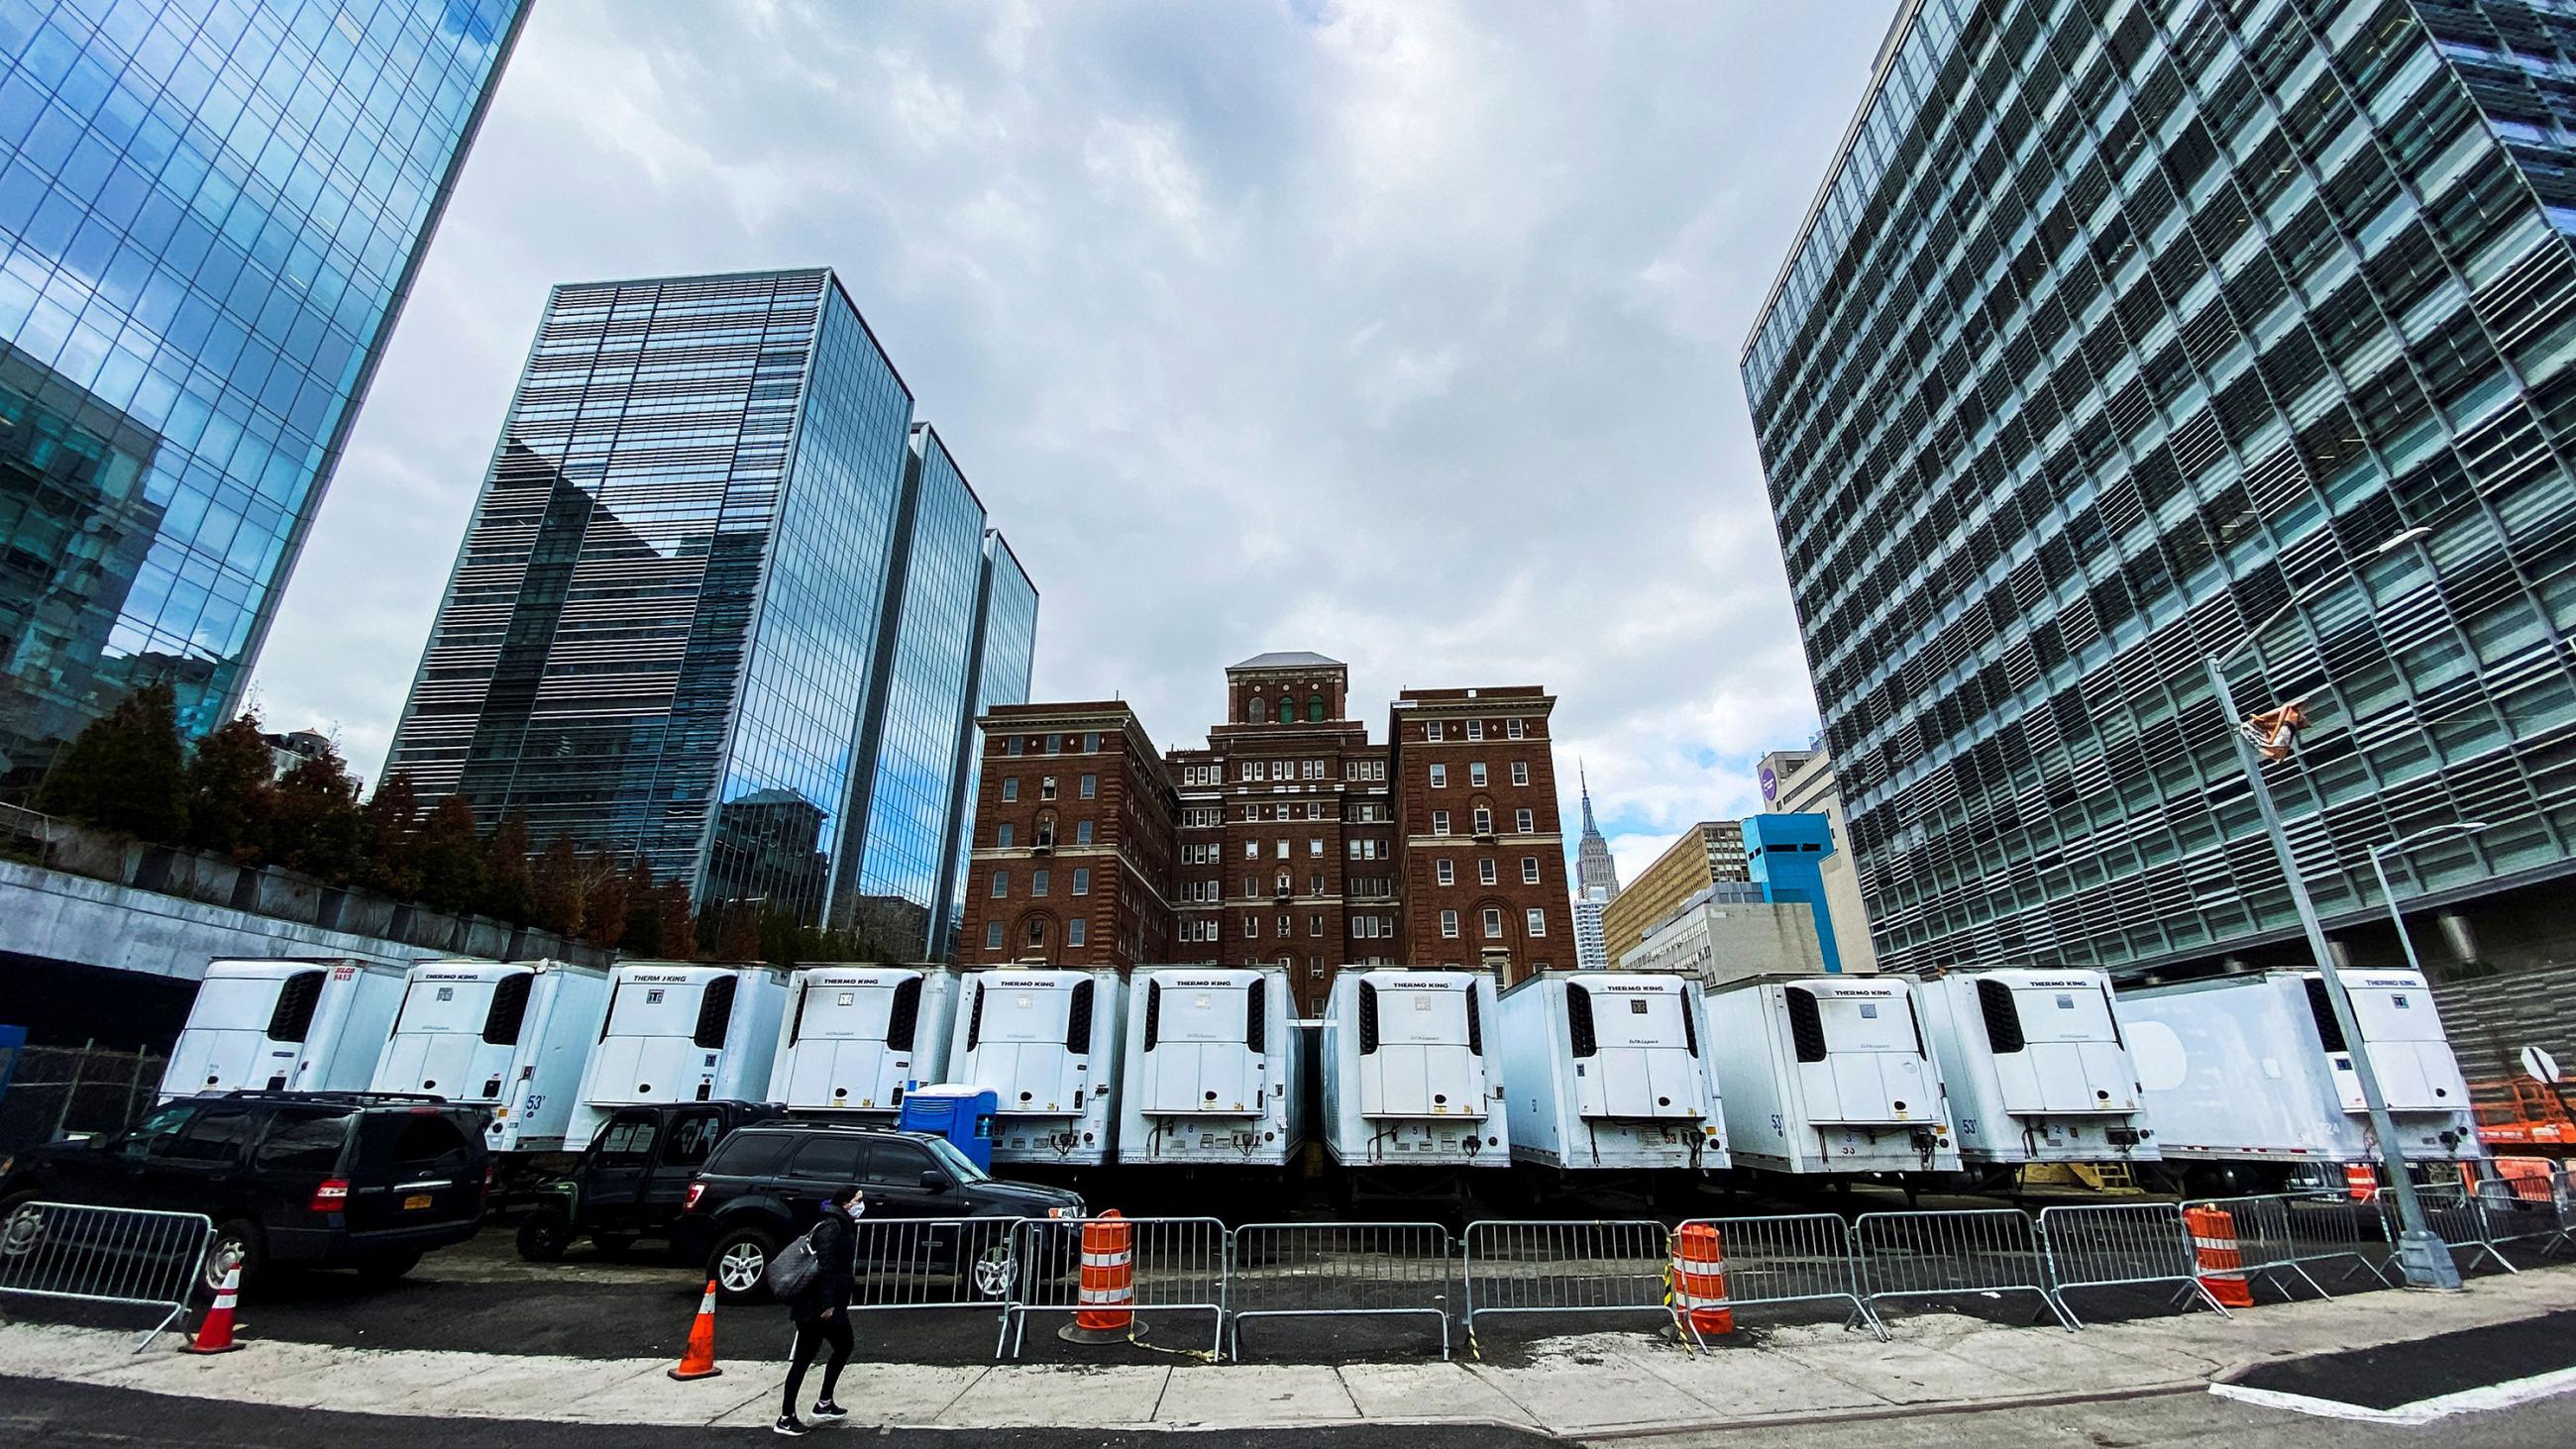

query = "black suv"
[0,1091,487,1293]
[516,1100,781,1262]
[675,1121,1083,1302]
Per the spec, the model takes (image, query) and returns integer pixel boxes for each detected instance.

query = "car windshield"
[922,1137,989,1183]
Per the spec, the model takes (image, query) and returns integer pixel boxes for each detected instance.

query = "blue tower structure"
[1742,812,1841,974]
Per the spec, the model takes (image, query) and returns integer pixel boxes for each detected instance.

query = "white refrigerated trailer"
[1914,968,2157,1167]
[765,965,959,1120]
[1319,969,1510,1175]
[1701,975,1961,1176]
[566,963,791,1146]
[370,959,610,1153]
[1117,966,1305,1169]
[161,958,407,1100]
[1497,972,1727,1171]
[946,966,1127,1169]
[2114,969,2481,1168]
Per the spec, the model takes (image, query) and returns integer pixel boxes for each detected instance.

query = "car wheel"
[969,1241,1017,1300]
[515,1208,573,1263]
[203,1218,263,1295]
[709,1226,778,1304]
[355,1250,421,1284]
[0,1196,48,1260]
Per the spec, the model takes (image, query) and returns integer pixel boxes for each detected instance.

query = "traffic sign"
[2523,1045,2562,1086]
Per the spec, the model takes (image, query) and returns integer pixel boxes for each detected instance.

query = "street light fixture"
[2200,524,2462,1292]
[2368,823,2492,980]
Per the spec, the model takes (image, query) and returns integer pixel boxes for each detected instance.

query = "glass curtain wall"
[1746,0,2576,977]
[0,0,525,791]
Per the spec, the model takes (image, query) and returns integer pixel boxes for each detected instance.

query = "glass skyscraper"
[1747,0,2576,982]
[842,424,998,949]
[933,529,1034,954]
[385,267,1034,939]
[0,0,525,791]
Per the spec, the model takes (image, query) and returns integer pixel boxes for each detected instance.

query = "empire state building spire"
[1575,761,1620,899]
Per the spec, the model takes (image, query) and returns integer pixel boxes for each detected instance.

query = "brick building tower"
[955,654,1573,1014]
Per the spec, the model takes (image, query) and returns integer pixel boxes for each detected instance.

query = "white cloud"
[246,0,1898,869]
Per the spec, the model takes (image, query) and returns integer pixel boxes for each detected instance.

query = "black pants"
[782,1312,852,1415]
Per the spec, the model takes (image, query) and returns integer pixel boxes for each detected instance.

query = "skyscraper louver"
[1745,0,2576,981]
[384,269,1034,944]
[0,0,527,792]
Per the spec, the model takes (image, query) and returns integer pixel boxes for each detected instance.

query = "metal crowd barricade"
[1000,1215,1229,1360]
[1229,1221,1454,1361]
[2035,1202,2228,1327]
[1854,1208,2076,1332]
[0,1200,211,1349]
[1460,1219,1676,1350]
[2382,1181,2517,1276]
[1678,1212,1885,1341]
[843,1216,1024,1320]
[2471,1162,2574,1259]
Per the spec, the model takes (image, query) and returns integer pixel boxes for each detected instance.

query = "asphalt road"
[1639,1385,2576,1449]
[2231,1308,2576,1410]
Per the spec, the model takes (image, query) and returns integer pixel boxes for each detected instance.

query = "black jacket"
[789,1200,859,1323]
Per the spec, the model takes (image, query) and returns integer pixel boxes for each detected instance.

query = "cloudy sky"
[243,0,1898,886]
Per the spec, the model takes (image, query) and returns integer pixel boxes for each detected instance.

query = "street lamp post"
[2367,823,2492,981]
[2200,525,2462,1291]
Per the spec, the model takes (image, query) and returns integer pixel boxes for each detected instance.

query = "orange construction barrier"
[666,1279,723,1381]
[1060,1210,1143,1344]
[184,1266,245,1354]
[2343,1163,2378,1201]
[1668,1221,1734,1338]
[2185,1205,2254,1309]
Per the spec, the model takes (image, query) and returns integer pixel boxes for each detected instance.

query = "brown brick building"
[954,702,1178,971]
[954,654,1576,1015]
[1387,687,1576,983]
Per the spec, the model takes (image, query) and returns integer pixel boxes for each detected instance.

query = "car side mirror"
[920,1170,950,1192]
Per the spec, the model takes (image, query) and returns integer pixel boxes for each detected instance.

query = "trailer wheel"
[515,1208,573,1262]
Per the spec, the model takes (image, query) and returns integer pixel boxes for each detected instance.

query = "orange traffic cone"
[185,1266,245,1354]
[2185,1205,2254,1308]
[1669,1222,1734,1340]
[667,1279,723,1380]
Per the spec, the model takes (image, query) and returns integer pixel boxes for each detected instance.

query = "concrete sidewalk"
[7,1268,2576,1437]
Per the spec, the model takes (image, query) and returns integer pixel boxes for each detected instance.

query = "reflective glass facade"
[0,0,524,790]
[843,425,994,950]
[934,530,1034,953]
[388,267,1034,933]
[1748,0,2576,979]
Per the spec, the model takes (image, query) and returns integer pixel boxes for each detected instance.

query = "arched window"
[1248,695,1263,722]
[1278,699,1295,724]
[1308,694,1326,721]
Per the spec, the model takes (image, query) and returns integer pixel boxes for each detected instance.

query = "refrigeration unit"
[161,958,407,1100]
[2114,969,2480,1170]
[946,966,1127,1169]
[1701,975,1961,1176]
[566,963,791,1146]
[1319,968,1510,1176]
[370,959,610,1153]
[765,965,959,1120]
[1914,968,2158,1167]
[1117,966,1306,1170]
[1498,971,1727,1173]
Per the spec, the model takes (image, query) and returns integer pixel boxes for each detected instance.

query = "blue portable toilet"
[898,1085,999,1171]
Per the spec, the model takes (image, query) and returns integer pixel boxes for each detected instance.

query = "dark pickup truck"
[514,1099,780,1261]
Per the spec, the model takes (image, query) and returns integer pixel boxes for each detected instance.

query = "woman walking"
[776,1185,861,1436]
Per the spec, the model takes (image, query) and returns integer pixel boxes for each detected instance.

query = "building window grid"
[1741,0,2576,983]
